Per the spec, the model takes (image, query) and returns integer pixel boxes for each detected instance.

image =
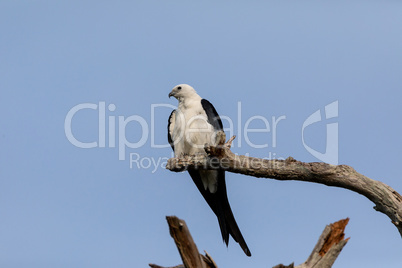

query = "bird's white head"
[168,84,198,101]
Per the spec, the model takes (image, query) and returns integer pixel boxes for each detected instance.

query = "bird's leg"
[167,157,176,169]
[176,152,191,164]
[215,131,226,146]
[167,153,187,171]
[183,152,197,163]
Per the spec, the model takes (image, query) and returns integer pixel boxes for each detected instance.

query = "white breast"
[170,99,220,194]
[172,102,215,156]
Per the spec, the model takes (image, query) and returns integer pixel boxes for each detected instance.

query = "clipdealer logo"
[302,101,338,165]
[64,101,338,171]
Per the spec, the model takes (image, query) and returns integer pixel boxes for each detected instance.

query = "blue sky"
[1,1,402,267]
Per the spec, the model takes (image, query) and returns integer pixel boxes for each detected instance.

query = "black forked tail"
[188,169,251,257]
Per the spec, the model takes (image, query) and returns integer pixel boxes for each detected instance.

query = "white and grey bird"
[168,84,251,257]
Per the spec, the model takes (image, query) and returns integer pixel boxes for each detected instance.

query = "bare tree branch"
[149,216,217,268]
[295,218,349,268]
[151,216,349,268]
[166,132,402,237]
[274,218,349,268]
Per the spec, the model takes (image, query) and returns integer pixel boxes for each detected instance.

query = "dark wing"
[167,110,176,151]
[201,99,223,131]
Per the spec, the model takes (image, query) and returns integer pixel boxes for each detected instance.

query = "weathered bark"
[273,219,349,268]
[295,218,349,268]
[149,216,217,268]
[166,132,402,237]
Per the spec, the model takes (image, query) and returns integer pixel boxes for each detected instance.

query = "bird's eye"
[177,86,182,90]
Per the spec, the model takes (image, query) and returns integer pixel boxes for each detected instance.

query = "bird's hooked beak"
[168,91,174,98]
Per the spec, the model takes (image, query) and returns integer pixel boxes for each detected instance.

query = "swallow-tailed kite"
[168,84,251,256]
